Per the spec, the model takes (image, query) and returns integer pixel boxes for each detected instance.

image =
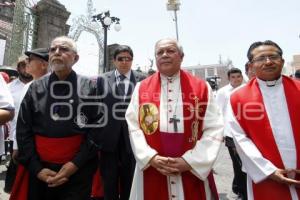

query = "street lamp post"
[93,11,121,73]
[167,0,181,41]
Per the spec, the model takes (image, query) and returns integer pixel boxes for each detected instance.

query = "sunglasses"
[116,57,133,62]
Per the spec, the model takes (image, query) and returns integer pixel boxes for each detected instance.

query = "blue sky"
[48,0,300,75]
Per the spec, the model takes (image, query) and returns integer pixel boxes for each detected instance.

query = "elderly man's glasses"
[49,46,72,53]
[251,54,282,64]
[117,57,132,62]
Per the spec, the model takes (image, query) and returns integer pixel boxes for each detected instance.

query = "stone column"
[34,0,70,48]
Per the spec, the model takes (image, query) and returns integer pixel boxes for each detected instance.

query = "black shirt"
[17,71,100,176]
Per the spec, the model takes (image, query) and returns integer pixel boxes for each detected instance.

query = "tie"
[117,74,126,97]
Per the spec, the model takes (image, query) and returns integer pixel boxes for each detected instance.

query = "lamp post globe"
[114,23,121,32]
[103,17,112,26]
[92,10,121,73]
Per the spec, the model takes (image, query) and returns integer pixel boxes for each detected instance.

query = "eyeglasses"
[116,57,132,62]
[251,54,282,64]
[49,46,73,53]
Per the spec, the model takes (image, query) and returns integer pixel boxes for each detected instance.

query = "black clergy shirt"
[16,71,101,176]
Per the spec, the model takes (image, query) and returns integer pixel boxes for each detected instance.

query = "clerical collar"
[160,71,180,82]
[257,76,282,87]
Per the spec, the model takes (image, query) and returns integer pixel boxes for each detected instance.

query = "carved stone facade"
[0,0,14,65]
[34,0,70,48]
[0,0,70,65]
[0,0,14,24]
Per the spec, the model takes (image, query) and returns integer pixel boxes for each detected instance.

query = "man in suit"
[95,45,146,200]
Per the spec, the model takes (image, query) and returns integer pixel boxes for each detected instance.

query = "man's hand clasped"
[37,161,78,187]
[269,169,300,187]
[150,155,192,176]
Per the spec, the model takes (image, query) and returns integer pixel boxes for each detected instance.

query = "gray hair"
[51,36,78,53]
[154,38,184,57]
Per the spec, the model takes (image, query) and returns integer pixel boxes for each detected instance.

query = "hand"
[37,168,57,183]
[293,169,300,175]
[166,157,192,173]
[268,169,300,187]
[12,150,18,164]
[149,155,179,176]
[291,169,300,188]
[47,162,78,187]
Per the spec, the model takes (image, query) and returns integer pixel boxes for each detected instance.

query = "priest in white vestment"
[216,68,247,199]
[126,38,223,200]
[228,40,300,200]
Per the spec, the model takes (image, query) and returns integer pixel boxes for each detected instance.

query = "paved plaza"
[0,143,238,200]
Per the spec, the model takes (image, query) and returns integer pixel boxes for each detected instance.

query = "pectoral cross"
[169,115,180,132]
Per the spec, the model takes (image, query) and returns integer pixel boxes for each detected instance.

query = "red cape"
[230,76,300,200]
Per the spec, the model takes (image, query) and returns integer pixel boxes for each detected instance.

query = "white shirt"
[12,81,33,150]
[228,77,298,200]
[0,76,14,110]
[216,84,234,137]
[8,78,26,140]
[216,84,234,115]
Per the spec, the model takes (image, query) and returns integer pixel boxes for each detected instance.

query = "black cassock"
[16,71,101,200]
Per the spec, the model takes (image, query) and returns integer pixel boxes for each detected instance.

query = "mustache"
[19,73,33,80]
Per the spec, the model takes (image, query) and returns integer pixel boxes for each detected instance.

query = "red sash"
[90,168,104,198]
[9,134,83,200]
[91,152,104,198]
[230,76,300,200]
[139,70,217,200]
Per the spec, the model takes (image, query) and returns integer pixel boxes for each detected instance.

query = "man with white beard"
[11,36,99,200]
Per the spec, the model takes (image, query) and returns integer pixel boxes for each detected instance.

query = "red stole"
[230,76,300,200]
[91,153,104,198]
[91,168,104,198]
[139,70,217,200]
[10,134,83,200]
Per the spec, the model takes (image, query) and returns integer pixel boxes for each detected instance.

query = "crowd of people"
[0,36,300,200]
